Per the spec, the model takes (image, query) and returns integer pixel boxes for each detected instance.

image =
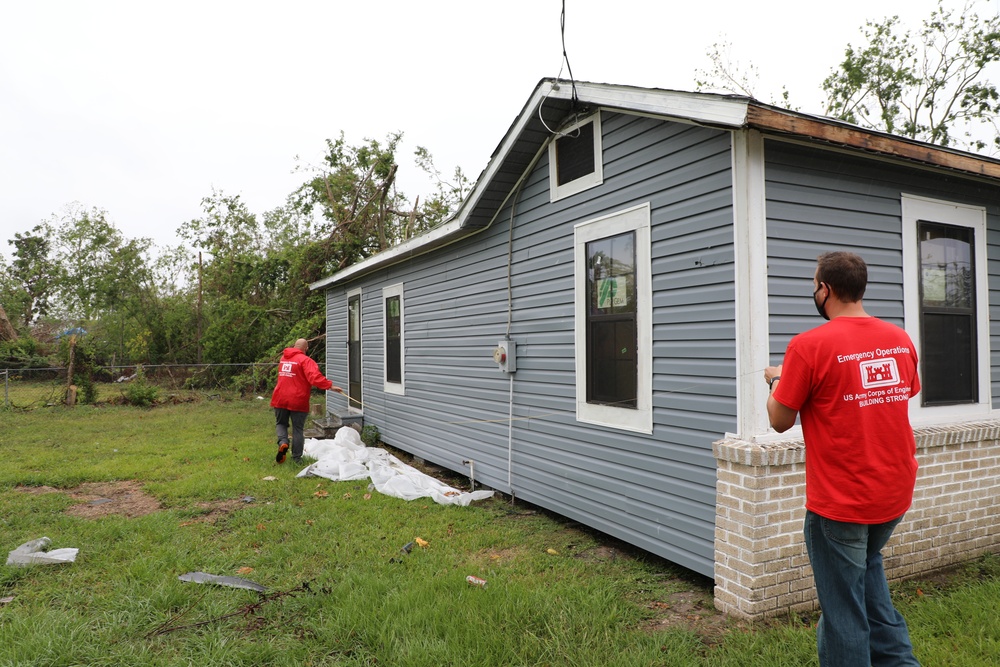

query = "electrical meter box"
[492,340,516,373]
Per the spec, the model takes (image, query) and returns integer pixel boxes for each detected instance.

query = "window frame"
[382,283,405,395]
[549,113,604,202]
[574,203,652,433]
[901,194,990,422]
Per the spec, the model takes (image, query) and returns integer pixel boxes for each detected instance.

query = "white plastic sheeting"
[296,427,494,506]
[7,537,78,567]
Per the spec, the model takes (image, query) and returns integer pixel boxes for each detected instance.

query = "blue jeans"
[804,511,920,667]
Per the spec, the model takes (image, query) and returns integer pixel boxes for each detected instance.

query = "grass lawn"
[1,398,999,666]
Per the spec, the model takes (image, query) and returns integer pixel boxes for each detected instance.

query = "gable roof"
[311,78,1000,290]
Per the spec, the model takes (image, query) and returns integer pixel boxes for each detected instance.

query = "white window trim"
[573,202,653,434]
[382,283,404,395]
[901,194,990,425]
[549,112,604,202]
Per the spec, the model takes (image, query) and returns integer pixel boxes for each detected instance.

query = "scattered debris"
[148,581,314,637]
[261,476,278,481]
[466,575,488,588]
[415,537,429,548]
[240,496,254,503]
[6,537,79,567]
[400,542,414,554]
[0,596,14,605]
[546,548,559,556]
[178,572,266,593]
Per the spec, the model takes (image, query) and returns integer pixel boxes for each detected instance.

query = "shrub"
[121,367,159,407]
[361,424,380,447]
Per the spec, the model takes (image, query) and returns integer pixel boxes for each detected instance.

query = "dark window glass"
[918,221,976,405]
[556,120,595,186]
[385,295,401,384]
[586,231,637,407]
[348,294,362,407]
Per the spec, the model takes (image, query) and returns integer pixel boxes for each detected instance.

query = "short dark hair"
[816,251,867,302]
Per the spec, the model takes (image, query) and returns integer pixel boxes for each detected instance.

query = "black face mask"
[813,283,830,320]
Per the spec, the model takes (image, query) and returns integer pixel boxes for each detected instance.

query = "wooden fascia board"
[746,105,1000,180]
[551,80,749,127]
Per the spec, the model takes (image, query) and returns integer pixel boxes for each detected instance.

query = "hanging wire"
[538,0,584,138]
[560,0,578,104]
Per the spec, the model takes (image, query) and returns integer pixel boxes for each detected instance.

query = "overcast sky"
[1,0,992,261]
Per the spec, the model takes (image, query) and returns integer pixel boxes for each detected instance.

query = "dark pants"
[274,408,307,460]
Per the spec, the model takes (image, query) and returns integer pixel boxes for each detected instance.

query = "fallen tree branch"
[146,582,314,638]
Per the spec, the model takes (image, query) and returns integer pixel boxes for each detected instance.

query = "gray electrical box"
[493,340,516,373]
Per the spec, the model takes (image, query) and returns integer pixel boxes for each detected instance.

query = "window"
[549,113,603,201]
[917,222,976,405]
[586,232,637,407]
[574,204,652,433]
[901,195,989,419]
[382,284,404,395]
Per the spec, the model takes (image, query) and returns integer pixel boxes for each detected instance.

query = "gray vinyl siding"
[324,111,736,577]
[764,140,1000,406]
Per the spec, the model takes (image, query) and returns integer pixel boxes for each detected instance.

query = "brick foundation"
[713,420,1000,619]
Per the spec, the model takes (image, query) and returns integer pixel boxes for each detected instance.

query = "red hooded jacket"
[270,347,333,413]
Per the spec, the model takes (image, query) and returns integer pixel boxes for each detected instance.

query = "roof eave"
[747,104,1000,179]
[310,80,752,290]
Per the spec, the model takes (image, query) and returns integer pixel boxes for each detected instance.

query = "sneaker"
[276,443,289,464]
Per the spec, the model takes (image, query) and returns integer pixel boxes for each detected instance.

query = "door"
[347,292,362,412]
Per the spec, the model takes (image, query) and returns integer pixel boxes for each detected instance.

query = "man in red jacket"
[270,338,341,464]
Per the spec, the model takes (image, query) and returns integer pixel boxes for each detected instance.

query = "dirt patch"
[14,482,252,523]
[574,544,625,562]
[183,499,248,525]
[16,480,162,519]
[641,589,732,644]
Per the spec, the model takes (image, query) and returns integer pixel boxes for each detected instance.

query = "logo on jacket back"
[860,358,899,389]
[280,362,294,374]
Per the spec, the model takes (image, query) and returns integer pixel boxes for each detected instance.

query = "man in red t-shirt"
[765,252,921,667]
[270,338,342,464]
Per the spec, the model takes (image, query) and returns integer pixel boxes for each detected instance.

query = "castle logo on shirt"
[860,358,899,389]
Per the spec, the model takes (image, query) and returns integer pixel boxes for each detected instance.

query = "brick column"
[713,420,1000,620]
[713,437,813,618]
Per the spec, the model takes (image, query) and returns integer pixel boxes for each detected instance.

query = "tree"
[413,145,473,237]
[6,223,59,327]
[0,302,16,342]
[822,0,1000,151]
[292,132,410,270]
[0,256,19,341]
[694,40,796,107]
[51,206,155,321]
[292,132,465,273]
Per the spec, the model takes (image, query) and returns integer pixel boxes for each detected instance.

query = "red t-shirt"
[771,317,920,523]
[270,347,333,413]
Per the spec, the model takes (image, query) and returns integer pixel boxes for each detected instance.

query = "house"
[310,79,1000,619]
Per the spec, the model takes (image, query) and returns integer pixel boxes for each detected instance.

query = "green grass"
[1,399,999,666]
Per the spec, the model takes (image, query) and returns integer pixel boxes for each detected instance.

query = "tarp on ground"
[296,427,494,507]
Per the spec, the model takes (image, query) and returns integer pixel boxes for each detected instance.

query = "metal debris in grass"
[178,572,266,593]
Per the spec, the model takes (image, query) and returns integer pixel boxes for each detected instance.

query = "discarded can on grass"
[466,575,487,588]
